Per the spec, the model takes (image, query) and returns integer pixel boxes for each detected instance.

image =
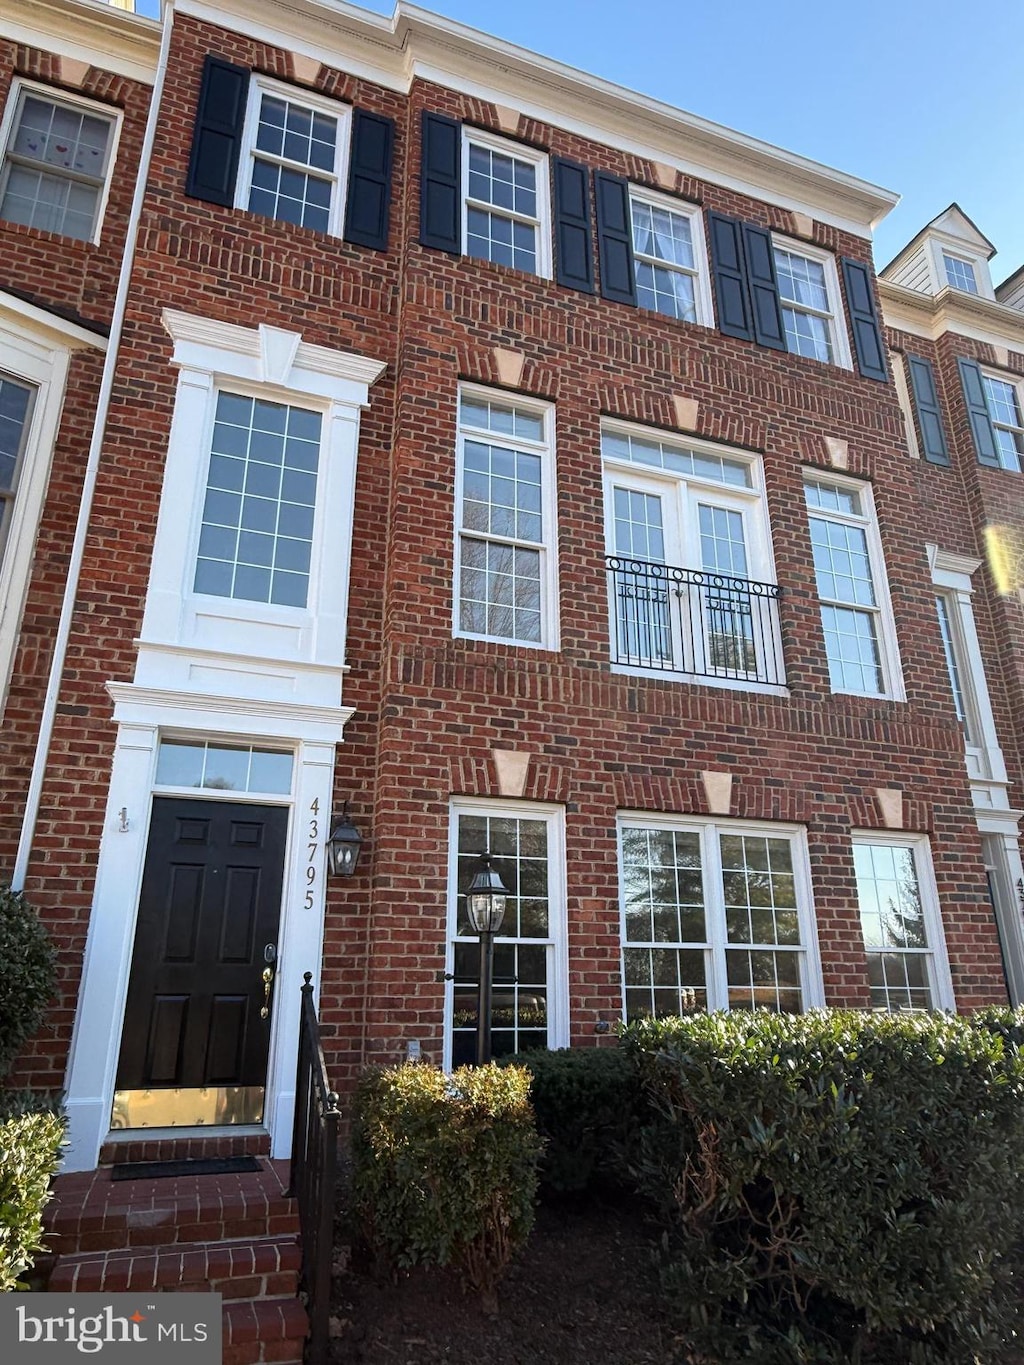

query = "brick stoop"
[42,1157,308,1365]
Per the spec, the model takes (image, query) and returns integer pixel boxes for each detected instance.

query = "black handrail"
[605,555,785,686]
[288,972,340,1365]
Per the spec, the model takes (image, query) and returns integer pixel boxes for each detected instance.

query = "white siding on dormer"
[886,245,931,294]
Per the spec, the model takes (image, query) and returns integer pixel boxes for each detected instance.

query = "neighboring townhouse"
[0,0,1021,1181]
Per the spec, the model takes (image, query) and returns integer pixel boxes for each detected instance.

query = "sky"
[137,0,1024,279]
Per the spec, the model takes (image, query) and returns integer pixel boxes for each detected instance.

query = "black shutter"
[742,224,785,351]
[594,171,636,306]
[707,212,752,341]
[552,157,594,293]
[185,55,250,206]
[344,109,395,251]
[841,257,889,382]
[957,357,1001,467]
[419,111,461,253]
[905,354,950,466]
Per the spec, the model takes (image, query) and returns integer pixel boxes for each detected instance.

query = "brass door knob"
[260,966,274,1020]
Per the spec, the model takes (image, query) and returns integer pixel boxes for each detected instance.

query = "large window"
[853,836,952,1011]
[804,475,901,697]
[0,83,118,242]
[619,817,820,1020]
[194,393,321,608]
[463,130,550,277]
[237,77,349,233]
[772,242,846,364]
[0,374,34,555]
[447,803,566,1067]
[455,388,557,647]
[981,374,1024,473]
[603,424,783,686]
[629,188,712,325]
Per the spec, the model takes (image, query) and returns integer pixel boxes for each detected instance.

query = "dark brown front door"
[114,797,287,1128]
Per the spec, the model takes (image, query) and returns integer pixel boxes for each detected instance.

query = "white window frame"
[0,78,123,245]
[617,814,824,1019]
[461,128,552,279]
[928,545,1008,797]
[980,370,1024,474]
[942,252,979,295]
[235,75,351,236]
[804,471,905,701]
[852,832,954,1012]
[771,236,852,369]
[601,420,783,691]
[890,352,921,460]
[444,798,568,1071]
[628,185,714,327]
[454,384,559,650]
[0,292,106,714]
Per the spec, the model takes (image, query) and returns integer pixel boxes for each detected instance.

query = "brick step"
[44,1160,298,1257]
[47,1235,301,1298]
[98,1132,272,1166]
[222,1297,309,1365]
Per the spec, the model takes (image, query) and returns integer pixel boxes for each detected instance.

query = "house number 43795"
[305,798,320,909]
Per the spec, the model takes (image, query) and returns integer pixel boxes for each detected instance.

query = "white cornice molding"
[927,543,983,579]
[0,0,160,85]
[881,280,1024,351]
[107,679,356,730]
[175,0,897,237]
[0,289,108,350]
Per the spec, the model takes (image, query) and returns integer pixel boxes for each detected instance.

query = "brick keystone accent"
[493,348,525,387]
[494,105,520,134]
[672,395,700,431]
[291,52,320,84]
[701,771,733,815]
[875,788,904,829]
[652,161,677,191]
[492,748,530,797]
[60,57,90,87]
[825,437,850,469]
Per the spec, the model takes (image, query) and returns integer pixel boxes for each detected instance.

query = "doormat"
[109,1155,262,1181]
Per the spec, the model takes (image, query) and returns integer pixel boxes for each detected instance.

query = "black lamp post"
[465,851,508,1065]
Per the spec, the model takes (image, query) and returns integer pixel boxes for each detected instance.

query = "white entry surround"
[63,312,385,1170]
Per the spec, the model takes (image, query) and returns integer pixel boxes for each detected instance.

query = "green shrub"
[623,1010,1024,1364]
[0,1107,66,1291]
[501,1046,645,1193]
[352,1062,542,1308]
[0,886,57,1079]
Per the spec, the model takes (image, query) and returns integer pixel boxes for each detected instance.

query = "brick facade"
[1,1,1021,1166]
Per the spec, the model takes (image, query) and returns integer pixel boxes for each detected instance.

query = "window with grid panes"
[942,253,979,295]
[194,392,321,608]
[629,190,710,324]
[0,85,116,241]
[455,390,556,646]
[0,374,34,558]
[237,78,348,234]
[854,839,946,1011]
[772,245,840,363]
[449,809,560,1066]
[619,819,818,1019]
[981,374,1024,472]
[804,476,897,696]
[463,131,549,276]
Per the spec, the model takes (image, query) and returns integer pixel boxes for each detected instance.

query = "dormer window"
[943,253,979,295]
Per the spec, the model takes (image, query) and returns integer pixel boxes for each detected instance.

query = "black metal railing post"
[605,555,785,686]
[288,972,340,1365]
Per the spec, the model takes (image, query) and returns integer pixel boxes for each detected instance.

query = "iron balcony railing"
[288,973,341,1365]
[605,555,785,687]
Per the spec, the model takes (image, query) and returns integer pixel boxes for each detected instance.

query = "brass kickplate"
[111,1085,265,1129]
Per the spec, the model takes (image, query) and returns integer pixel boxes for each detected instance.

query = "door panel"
[116,796,287,1099]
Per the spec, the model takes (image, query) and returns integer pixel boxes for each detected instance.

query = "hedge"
[0,886,57,1079]
[0,1106,66,1291]
[622,1010,1024,1364]
[351,1062,542,1309]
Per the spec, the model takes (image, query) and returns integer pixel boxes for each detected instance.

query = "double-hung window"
[0,374,34,555]
[629,189,712,325]
[853,836,952,1011]
[804,475,902,697]
[194,392,321,609]
[463,130,551,277]
[602,425,783,687]
[0,83,118,242]
[773,242,846,364]
[455,388,557,647]
[236,77,349,234]
[981,374,1024,473]
[446,802,567,1067]
[619,817,821,1019]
